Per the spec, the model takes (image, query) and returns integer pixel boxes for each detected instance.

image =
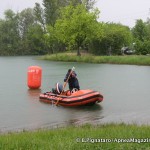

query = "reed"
[40,53,150,66]
[0,123,150,150]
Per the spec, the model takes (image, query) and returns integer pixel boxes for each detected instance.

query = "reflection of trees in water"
[64,104,104,126]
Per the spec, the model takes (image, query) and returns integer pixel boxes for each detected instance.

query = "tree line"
[0,0,150,56]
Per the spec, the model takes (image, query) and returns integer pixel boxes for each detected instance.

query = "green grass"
[39,53,150,66]
[0,123,150,150]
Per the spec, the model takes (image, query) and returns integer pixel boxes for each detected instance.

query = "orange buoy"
[27,66,42,89]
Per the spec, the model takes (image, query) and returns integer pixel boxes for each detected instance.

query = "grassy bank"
[40,53,150,66]
[0,123,150,150]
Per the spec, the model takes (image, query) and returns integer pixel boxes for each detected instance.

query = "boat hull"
[39,89,103,107]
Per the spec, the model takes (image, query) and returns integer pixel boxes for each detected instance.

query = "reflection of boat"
[39,89,103,107]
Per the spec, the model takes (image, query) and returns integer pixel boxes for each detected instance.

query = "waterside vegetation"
[40,53,150,66]
[0,123,150,150]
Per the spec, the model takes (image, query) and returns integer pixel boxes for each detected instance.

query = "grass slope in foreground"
[40,53,150,66]
[0,124,150,150]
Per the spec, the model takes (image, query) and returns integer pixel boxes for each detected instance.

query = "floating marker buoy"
[27,66,42,89]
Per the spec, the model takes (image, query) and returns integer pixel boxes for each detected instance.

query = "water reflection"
[63,104,104,126]
[27,89,41,99]
[27,89,42,104]
[64,103,103,111]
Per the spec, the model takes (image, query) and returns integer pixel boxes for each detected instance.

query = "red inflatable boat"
[39,89,103,107]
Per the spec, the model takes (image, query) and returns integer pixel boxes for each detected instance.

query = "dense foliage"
[0,0,150,56]
[132,19,150,55]
[89,23,132,55]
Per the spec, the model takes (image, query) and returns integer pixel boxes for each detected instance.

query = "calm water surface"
[0,56,150,132]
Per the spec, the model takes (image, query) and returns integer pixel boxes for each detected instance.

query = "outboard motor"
[52,82,63,94]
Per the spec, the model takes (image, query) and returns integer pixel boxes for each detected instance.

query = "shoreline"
[0,123,150,149]
[39,53,150,66]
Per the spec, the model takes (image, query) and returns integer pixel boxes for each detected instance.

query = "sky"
[0,0,150,28]
[97,0,150,27]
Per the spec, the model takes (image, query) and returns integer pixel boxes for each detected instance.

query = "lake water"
[0,56,150,132]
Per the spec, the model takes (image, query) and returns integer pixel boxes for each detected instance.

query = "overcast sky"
[0,0,150,27]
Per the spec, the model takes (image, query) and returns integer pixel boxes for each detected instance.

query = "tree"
[90,23,133,55]
[53,4,100,55]
[42,0,96,26]
[34,3,46,32]
[18,8,35,39]
[17,8,37,54]
[132,19,147,42]
[0,9,20,55]
[42,0,63,26]
[131,19,150,55]
[26,24,46,55]
[82,0,96,10]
